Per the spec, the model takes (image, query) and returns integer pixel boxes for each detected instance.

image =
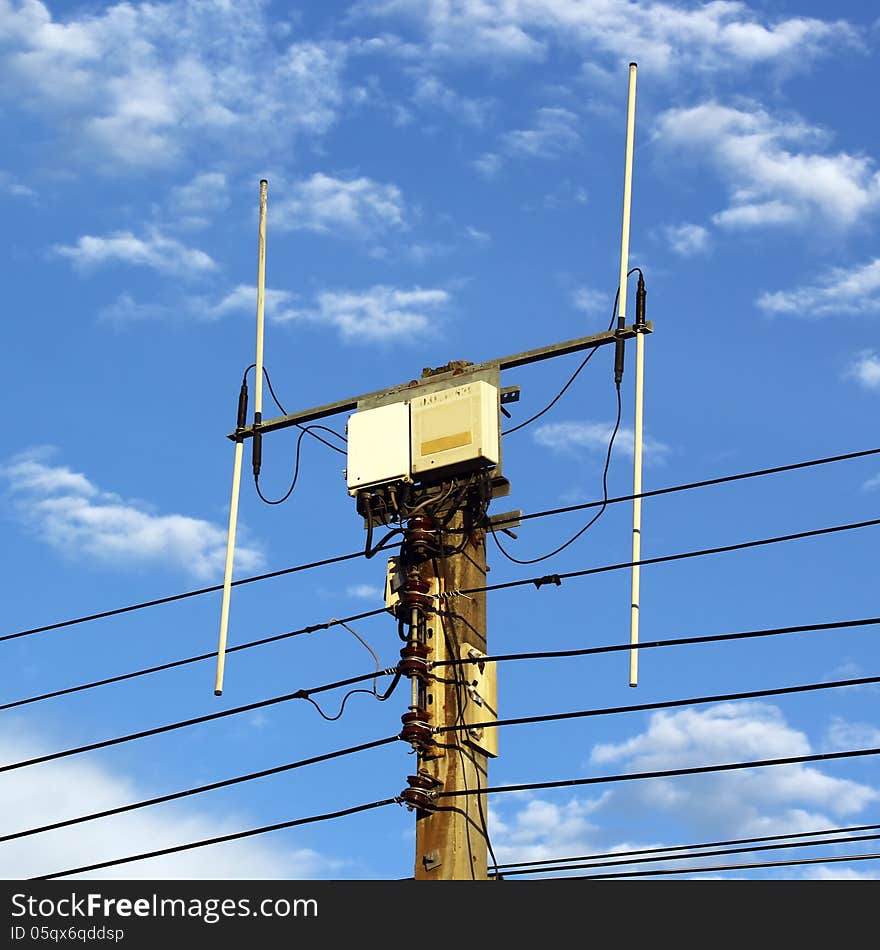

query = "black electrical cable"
[1,735,399,845]
[466,516,880,599]
[434,673,880,736]
[493,830,880,877]
[430,616,880,670]
[4,445,876,646]
[33,797,400,881]
[0,608,389,712]
[492,820,880,872]
[435,746,880,801]
[558,851,880,880]
[491,381,622,564]
[503,270,639,436]
[244,363,346,452]
[0,666,401,775]
[254,424,327,505]
[500,444,880,530]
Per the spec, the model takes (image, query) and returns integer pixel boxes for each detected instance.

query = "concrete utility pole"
[412,510,491,880]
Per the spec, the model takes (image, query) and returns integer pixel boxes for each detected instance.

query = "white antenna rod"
[615,63,643,688]
[617,63,637,330]
[254,179,268,421]
[214,179,269,696]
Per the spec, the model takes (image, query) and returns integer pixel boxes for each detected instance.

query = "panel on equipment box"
[346,401,411,494]
[410,380,499,479]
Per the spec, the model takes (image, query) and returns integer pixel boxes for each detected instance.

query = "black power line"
[435,746,880,801]
[34,798,400,882]
[0,608,387,712]
[0,550,365,644]
[432,615,880,670]
[0,667,399,775]
[510,445,880,528]
[1,735,399,845]
[434,673,880,736]
[492,820,880,872]
[4,445,876,645]
[495,831,880,877]
[468,516,880,599]
[558,851,880,880]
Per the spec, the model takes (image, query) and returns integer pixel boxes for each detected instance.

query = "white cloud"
[473,152,502,178]
[845,351,880,389]
[168,171,229,229]
[274,285,451,343]
[757,260,880,317]
[0,726,334,880]
[0,0,346,168]
[358,0,856,74]
[54,229,216,276]
[411,74,491,126]
[664,222,711,256]
[533,420,671,463]
[571,286,608,314]
[488,701,880,876]
[490,795,606,867]
[824,717,880,750]
[271,173,406,236]
[503,106,579,159]
[347,583,383,600]
[207,284,296,321]
[590,703,878,825]
[863,473,880,492]
[1,448,263,580]
[655,103,880,230]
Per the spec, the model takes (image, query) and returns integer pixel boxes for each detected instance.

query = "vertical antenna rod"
[214,179,269,696]
[615,62,643,688]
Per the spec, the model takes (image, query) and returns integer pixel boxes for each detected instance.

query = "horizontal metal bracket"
[227,321,653,440]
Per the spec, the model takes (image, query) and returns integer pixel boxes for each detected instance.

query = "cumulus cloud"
[664,222,711,256]
[411,73,491,126]
[358,0,856,74]
[488,703,879,878]
[591,703,878,825]
[757,259,880,316]
[273,285,450,343]
[0,0,346,168]
[0,725,334,880]
[845,351,880,389]
[503,106,579,158]
[571,287,608,314]
[271,173,406,235]
[654,103,880,231]
[533,420,671,463]
[54,229,216,276]
[0,448,263,580]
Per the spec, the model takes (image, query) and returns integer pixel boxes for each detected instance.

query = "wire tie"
[533,574,562,589]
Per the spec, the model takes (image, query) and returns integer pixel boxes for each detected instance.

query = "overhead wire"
[430,616,880,670]
[491,819,880,873]
[433,673,880,737]
[1,735,399,845]
[555,851,880,880]
[0,608,389,713]
[34,798,400,882]
[492,829,880,877]
[3,444,877,645]
[0,665,402,775]
[434,745,880,801]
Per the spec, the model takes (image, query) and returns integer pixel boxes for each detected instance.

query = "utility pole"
[413,509,491,880]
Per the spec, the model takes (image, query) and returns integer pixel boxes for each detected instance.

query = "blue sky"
[1,0,879,880]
